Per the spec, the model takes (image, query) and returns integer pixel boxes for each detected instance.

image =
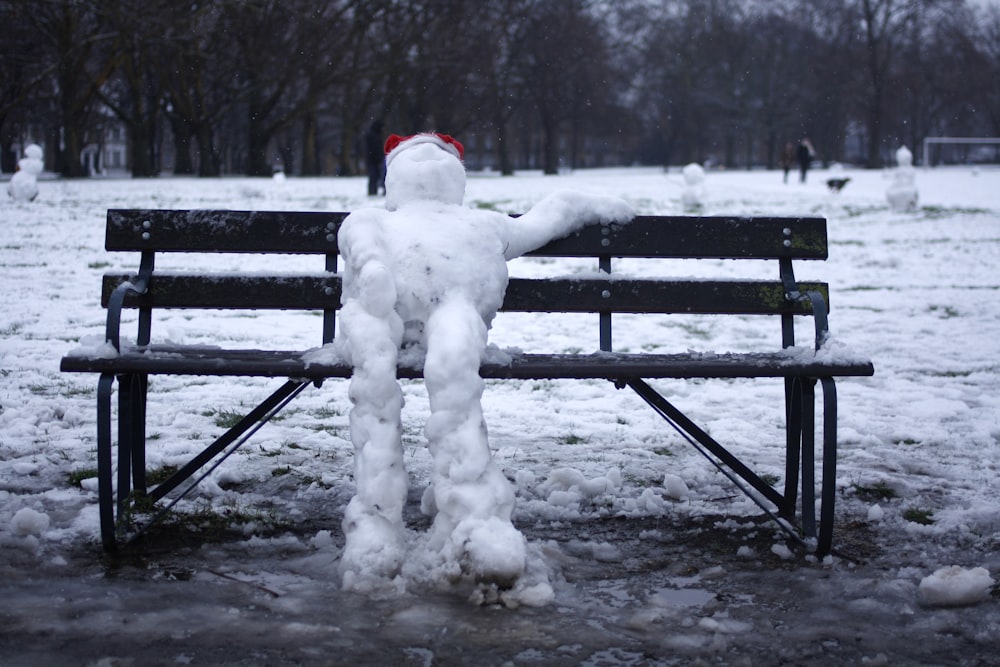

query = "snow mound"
[918,565,994,607]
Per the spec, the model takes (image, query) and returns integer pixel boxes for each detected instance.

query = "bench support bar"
[626,375,838,556]
[95,374,311,550]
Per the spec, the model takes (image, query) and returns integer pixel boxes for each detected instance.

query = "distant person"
[364,119,385,196]
[797,138,815,183]
[779,142,795,183]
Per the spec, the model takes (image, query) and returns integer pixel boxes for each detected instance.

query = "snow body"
[681,162,706,211]
[887,145,918,213]
[7,144,44,202]
[335,134,633,591]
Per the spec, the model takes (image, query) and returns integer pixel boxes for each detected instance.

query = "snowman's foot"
[340,513,405,588]
[459,517,527,589]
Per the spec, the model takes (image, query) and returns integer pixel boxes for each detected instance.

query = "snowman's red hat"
[384,133,464,166]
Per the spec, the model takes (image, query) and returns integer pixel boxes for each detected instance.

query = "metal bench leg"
[97,373,117,551]
[116,373,149,509]
[800,379,817,539]
[116,374,134,516]
[817,377,838,557]
[783,377,803,518]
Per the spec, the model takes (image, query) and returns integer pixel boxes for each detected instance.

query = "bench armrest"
[795,290,830,351]
[106,252,154,351]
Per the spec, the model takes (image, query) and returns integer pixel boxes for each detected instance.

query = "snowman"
[886,145,918,213]
[335,132,633,590]
[7,144,44,202]
[680,162,706,211]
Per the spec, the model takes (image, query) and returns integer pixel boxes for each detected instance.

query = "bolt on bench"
[60,209,874,555]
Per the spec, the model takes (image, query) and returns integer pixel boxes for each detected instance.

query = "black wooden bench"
[60,208,874,556]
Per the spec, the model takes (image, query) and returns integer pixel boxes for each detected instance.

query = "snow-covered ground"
[1,165,998,665]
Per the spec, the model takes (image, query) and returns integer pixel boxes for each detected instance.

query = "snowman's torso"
[380,205,508,339]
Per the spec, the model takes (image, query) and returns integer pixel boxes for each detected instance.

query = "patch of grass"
[759,473,780,487]
[895,438,920,446]
[146,464,179,486]
[271,465,293,477]
[26,380,92,398]
[88,261,112,270]
[307,423,340,435]
[67,467,99,487]
[311,406,342,419]
[205,408,246,430]
[652,447,674,457]
[561,433,588,445]
[122,496,287,544]
[921,205,988,218]
[677,322,712,340]
[842,205,885,218]
[928,304,960,319]
[902,508,935,525]
[852,481,898,502]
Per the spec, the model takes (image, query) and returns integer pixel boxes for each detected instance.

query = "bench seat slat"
[60,345,874,380]
[102,274,829,315]
[106,210,827,260]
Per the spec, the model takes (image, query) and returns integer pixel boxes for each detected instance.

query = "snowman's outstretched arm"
[500,189,633,260]
[338,209,396,317]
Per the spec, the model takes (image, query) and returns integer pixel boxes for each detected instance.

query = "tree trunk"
[60,122,87,178]
[196,124,220,177]
[129,120,156,177]
[541,115,559,175]
[301,112,320,176]
[246,131,272,177]
[170,117,195,175]
[496,123,513,176]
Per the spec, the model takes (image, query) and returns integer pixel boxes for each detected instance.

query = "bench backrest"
[103,209,829,350]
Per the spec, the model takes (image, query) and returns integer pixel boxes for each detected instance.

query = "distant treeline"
[2,0,998,177]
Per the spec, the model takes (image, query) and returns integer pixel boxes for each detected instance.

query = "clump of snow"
[334,133,633,593]
[867,504,885,522]
[918,565,994,607]
[886,145,918,212]
[770,543,794,560]
[662,473,690,500]
[66,334,120,359]
[11,506,50,536]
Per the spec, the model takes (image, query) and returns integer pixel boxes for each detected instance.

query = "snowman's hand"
[579,193,635,226]
[501,190,634,259]
[357,260,396,317]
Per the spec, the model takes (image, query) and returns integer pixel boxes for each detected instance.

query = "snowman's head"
[24,144,43,161]
[384,133,466,211]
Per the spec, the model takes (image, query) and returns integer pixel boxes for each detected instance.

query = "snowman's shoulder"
[343,207,389,225]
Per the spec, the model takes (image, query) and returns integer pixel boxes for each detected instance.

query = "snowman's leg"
[339,300,407,583]
[423,298,526,585]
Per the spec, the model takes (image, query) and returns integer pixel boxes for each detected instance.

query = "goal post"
[922,137,1000,167]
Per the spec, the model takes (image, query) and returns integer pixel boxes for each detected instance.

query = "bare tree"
[28,0,118,177]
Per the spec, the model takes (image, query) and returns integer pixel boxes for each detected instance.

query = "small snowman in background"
[886,145,918,213]
[680,162,706,211]
[7,144,44,202]
[334,132,633,593]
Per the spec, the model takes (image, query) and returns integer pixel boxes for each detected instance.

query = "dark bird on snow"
[826,177,851,193]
